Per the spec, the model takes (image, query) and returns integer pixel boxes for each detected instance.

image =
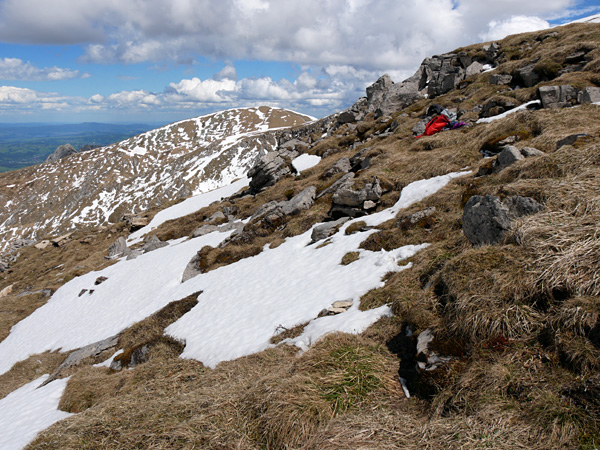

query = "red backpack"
[416,114,450,138]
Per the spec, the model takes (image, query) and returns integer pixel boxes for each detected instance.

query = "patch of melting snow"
[0,170,469,378]
[476,100,541,124]
[0,375,72,450]
[292,154,321,173]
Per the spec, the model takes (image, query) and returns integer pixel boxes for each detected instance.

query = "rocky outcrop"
[45,144,78,163]
[579,87,600,104]
[310,217,350,243]
[539,85,579,109]
[42,335,119,385]
[108,236,131,258]
[248,151,294,193]
[463,195,543,245]
[330,177,383,219]
[323,157,352,178]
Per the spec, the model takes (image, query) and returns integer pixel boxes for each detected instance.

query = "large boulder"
[310,217,350,243]
[248,151,293,192]
[494,145,525,171]
[45,144,78,163]
[365,74,394,114]
[332,177,382,207]
[578,87,600,104]
[463,195,543,245]
[108,236,131,258]
[539,85,579,109]
[323,157,352,178]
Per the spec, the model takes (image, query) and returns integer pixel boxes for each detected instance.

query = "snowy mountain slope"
[0,107,313,253]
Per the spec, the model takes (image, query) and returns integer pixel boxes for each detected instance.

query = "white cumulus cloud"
[0,58,85,81]
[480,15,551,41]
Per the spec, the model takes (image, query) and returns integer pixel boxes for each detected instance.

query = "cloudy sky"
[0,0,598,124]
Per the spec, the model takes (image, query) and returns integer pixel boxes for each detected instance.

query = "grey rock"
[143,235,168,253]
[108,236,130,258]
[207,210,226,223]
[539,85,578,109]
[337,111,356,124]
[42,335,119,385]
[45,144,78,163]
[412,119,428,136]
[281,186,317,216]
[317,172,355,198]
[579,86,600,104]
[397,207,437,229]
[363,200,377,210]
[415,328,451,372]
[365,74,394,114]
[514,64,540,88]
[466,61,485,77]
[310,217,350,243]
[248,151,292,192]
[94,276,108,285]
[557,133,590,149]
[494,145,525,171]
[192,224,219,238]
[463,194,543,245]
[329,205,367,219]
[324,157,352,178]
[520,147,545,157]
[489,74,513,85]
[219,221,245,235]
[480,99,517,118]
[126,249,144,260]
[332,177,382,207]
[110,345,150,371]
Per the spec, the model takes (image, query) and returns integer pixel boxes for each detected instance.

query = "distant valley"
[0,122,158,172]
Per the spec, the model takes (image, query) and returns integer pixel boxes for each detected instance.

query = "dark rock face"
[579,87,600,104]
[479,99,517,118]
[45,144,78,163]
[310,217,350,243]
[539,85,579,109]
[248,152,293,193]
[463,195,543,245]
[513,64,540,87]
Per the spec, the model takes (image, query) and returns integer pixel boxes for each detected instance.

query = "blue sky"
[0,0,598,125]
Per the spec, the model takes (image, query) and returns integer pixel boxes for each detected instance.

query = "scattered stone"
[51,233,73,247]
[310,217,350,243]
[123,214,149,231]
[412,119,428,136]
[363,200,377,210]
[489,74,513,85]
[323,157,352,178]
[207,211,227,223]
[0,284,13,299]
[110,345,150,371]
[579,87,600,104]
[78,289,88,297]
[318,299,354,317]
[42,335,119,385]
[332,177,382,207]
[479,99,517,118]
[107,236,131,258]
[513,64,540,88]
[126,249,144,260]
[143,235,168,253]
[397,207,437,229]
[192,224,219,238]
[34,240,51,250]
[281,186,317,216]
[463,194,543,246]
[466,61,485,77]
[317,172,356,198]
[94,276,108,285]
[494,145,525,171]
[520,147,545,157]
[557,133,591,149]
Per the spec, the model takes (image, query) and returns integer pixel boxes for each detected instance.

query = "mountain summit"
[0,106,313,253]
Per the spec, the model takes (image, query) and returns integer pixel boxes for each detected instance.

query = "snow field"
[0,375,72,450]
[0,170,469,376]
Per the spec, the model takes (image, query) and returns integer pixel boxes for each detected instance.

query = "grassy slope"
[0,22,598,449]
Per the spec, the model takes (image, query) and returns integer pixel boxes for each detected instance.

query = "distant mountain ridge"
[0,106,314,252]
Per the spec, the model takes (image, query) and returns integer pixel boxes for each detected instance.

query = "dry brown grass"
[12,23,600,450]
[0,351,65,401]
